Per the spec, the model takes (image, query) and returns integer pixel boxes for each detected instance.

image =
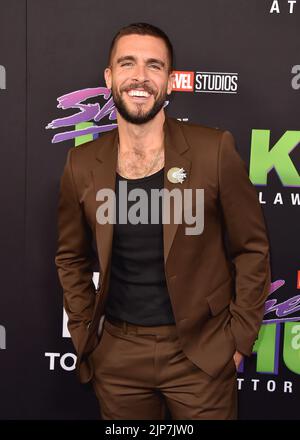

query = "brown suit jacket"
[55,115,271,384]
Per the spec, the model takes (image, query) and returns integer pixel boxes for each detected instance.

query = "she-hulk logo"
[238,279,300,375]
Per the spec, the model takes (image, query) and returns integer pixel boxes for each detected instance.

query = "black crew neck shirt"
[104,167,176,325]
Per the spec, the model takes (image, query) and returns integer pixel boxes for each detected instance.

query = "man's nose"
[132,64,148,82]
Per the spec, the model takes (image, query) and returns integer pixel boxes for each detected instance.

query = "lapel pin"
[167,167,187,184]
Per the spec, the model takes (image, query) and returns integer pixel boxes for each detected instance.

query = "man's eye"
[121,62,132,67]
[150,64,160,69]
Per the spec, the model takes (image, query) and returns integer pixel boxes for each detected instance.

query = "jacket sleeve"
[55,148,97,354]
[218,130,271,356]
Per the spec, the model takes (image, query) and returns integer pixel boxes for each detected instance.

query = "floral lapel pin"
[167,167,187,184]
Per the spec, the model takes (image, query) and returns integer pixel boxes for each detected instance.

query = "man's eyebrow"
[116,55,165,67]
[116,56,135,64]
[147,58,165,68]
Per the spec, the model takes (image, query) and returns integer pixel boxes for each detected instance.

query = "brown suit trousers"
[90,316,238,420]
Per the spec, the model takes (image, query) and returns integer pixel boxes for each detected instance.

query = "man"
[55,23,271,420]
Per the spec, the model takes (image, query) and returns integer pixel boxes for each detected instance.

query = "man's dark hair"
[107,22,174,73]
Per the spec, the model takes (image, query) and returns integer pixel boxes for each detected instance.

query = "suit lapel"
[163,118,192,265]
[91,116,192,281]
[91,129,118,281]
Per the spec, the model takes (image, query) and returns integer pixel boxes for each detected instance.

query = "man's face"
[104,34,174,124]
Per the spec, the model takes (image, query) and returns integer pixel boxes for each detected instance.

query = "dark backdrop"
[0,0,299,419]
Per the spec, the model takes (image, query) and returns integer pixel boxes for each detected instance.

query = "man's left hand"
[233,350,244,370]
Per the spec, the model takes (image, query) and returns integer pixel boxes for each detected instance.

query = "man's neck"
[117,111,165,154]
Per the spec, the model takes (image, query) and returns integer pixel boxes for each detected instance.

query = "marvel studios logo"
[172,70,238,94]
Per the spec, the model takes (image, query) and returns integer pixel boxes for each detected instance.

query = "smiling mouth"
[125,89,152,100]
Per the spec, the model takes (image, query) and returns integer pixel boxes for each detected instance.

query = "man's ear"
[167,71,175,95]
[104,67,112,89]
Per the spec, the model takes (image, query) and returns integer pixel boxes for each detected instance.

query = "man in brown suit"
[55,23,271,420]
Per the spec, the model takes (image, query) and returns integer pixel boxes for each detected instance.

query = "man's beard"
[111,85,167,125]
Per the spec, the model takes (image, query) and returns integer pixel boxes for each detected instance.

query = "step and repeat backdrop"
[0,0,299,419]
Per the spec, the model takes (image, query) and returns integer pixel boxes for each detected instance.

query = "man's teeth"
[128,90,150,97]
